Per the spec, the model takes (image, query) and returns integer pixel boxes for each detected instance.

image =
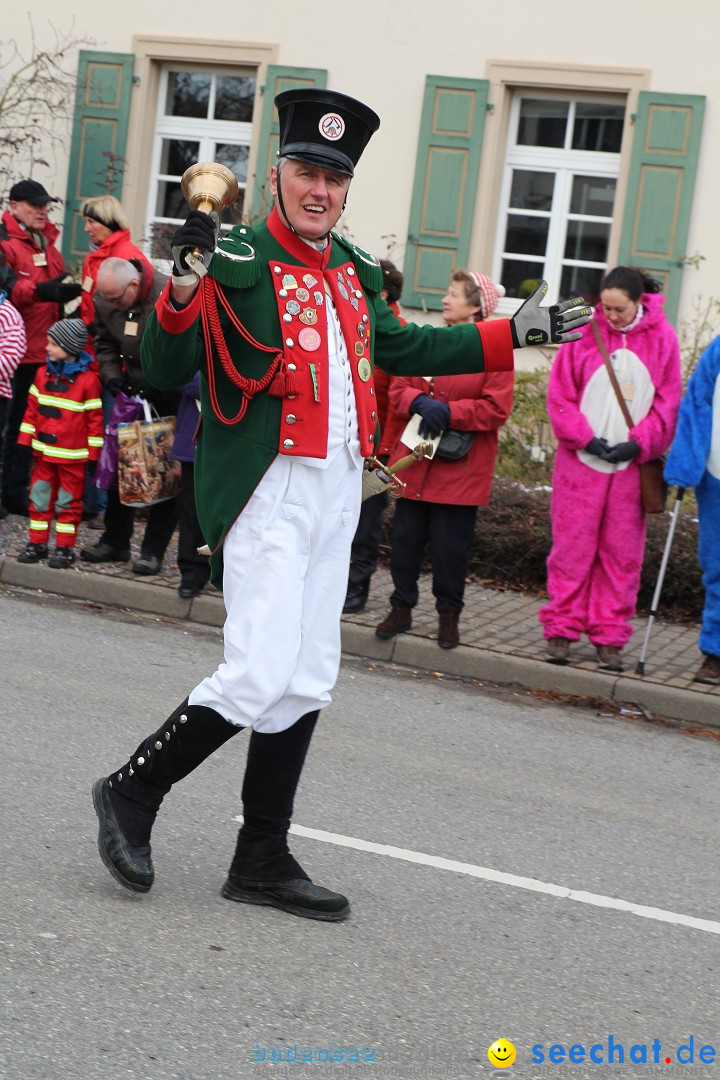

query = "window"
[147,66,256,260]
[494,93,625,308]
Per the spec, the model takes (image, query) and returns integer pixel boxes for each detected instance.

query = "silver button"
[287,394,297,400]
[117,773,122,782]
[287,363,297,371]
[180,714,188,723]
[165,731,171,741]
[155,740,163,750]
[279,289,288,298]
[285,414,296,424]
[347,266,355,276]
[283,314,292,323]
[371,411,377,420]
[362,314,368,323]
[355,290,362,299]
[274,266,281,274]
[283,439,294,449]
[285,338,294,348]
[370,387,375,396]
[137,756,145,765]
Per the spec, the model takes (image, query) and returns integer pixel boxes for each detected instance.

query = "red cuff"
[155,279,202,334]
[475,319,514,372]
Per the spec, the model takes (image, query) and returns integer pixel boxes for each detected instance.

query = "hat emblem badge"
[319,113,345,141]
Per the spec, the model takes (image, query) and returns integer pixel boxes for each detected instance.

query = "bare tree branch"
[0,17,95,190]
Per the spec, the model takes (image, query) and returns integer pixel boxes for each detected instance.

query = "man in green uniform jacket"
[93,88,590,922]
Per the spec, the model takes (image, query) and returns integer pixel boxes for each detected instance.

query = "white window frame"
[492,90,625,315]
[145,64,255,263]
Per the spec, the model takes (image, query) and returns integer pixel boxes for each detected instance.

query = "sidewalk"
[0,530,716,728]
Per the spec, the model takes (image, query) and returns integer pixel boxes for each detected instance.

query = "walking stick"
[635,488,686,676]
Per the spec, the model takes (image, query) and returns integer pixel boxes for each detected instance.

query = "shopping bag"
[94,392,145,490]
[117,402,181,507]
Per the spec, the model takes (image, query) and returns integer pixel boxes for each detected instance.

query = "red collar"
[266,207,332,270]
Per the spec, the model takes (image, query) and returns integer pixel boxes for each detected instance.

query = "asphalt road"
[2,588,720,1080]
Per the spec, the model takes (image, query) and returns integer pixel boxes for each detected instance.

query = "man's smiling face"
[270,158,351,241]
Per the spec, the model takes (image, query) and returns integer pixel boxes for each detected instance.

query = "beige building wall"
[10,2,720,348]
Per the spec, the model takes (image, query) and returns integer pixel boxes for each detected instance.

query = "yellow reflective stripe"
[84,398,102,410]
[30,439,89,460]
[35,393,87,412]
[88,437,104,447]
[20,422,36,434]
[29,519,49,531]
[56,522,76,534]
[29,384,40,399]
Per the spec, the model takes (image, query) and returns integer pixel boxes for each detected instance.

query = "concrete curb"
[1,557,716,730]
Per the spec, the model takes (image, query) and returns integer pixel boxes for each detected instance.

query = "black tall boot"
[222,710,350,922]
[93,699,241,893]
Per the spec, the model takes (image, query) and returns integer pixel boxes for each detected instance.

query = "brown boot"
[596,644,624,672]
[375,599,412,640]
[438,609,460,649]
[694,654,720,685]
[546,636,571,664]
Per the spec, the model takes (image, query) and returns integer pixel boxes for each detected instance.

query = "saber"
[635,488,685,677]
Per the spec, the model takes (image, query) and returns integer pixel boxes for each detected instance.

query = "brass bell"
[180,162,239,215]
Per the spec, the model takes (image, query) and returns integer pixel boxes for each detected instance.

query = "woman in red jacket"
[79,196,153,335]
[375,271,514,648]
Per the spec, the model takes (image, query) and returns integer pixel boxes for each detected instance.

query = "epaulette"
[209,225,261,289]
[332,233,384,294]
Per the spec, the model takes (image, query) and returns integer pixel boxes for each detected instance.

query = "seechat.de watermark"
[531,1036,716,1067]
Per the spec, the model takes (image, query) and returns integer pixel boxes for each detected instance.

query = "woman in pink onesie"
[539,267,681,670]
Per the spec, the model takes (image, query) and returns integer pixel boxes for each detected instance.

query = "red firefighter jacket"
[18,353,104,463]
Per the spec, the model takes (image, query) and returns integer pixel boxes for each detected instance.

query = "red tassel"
[285,369,299,396]
[268,354,299,398]
[268,363,287,397]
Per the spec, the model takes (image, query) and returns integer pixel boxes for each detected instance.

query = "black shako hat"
[275,88,380,177]
[9,179,58,205]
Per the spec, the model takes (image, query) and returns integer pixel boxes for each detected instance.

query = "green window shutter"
[618,91,705,322]
[403,75,489,311]
[62,50,135,264]
[249,65,327,223]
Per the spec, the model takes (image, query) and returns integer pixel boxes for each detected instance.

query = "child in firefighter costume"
[539,267,681,670]
[17,318,103,568]
[92,88,591,921]
[664,335,720,684]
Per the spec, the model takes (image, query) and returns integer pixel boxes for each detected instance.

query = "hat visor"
[281,146,354,178]
[19,196,57,206]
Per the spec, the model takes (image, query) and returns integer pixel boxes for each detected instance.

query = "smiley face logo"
[488,1039,516,1068]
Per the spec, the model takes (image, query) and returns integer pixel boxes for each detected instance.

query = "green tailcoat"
[141,209,513,586]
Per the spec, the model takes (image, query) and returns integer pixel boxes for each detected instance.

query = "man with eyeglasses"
[80,256,181,576]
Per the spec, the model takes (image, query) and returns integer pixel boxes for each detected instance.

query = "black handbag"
[435,429,476,460]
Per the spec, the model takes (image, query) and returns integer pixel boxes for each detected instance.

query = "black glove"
[106,377,126,397]
[171,210,217,275]
[584,437,611,457]
[410,393,451,438]
[35,273,83,304]
[600,440,641,464]
[510,281,592,348]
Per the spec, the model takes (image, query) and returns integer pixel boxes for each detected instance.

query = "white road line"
[233,818,720,936]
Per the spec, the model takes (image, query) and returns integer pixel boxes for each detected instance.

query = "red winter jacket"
[18,355,104,463]
[388,369,515,505]
[80,229,154,327]
[0,210,66,364]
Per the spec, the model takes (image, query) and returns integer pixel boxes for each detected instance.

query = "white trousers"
[188,449,362,732]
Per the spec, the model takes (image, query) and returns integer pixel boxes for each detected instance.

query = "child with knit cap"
[17,319,104,567]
